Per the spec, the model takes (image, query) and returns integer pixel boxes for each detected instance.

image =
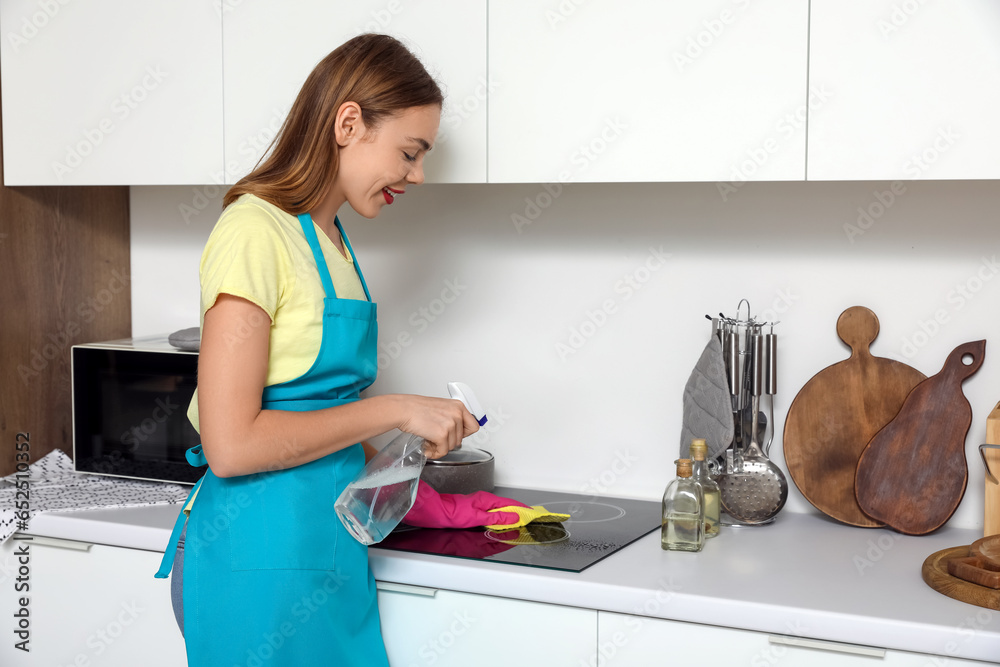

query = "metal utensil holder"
[708,299,782,524]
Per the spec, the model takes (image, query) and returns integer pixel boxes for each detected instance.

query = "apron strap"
[155,444,208,579]
[336,217,373,303]
[297,212,373,303]
[154,475,203,578]
[297,212,339,299]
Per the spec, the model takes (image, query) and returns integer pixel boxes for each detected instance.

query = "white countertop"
[21,502,1000,663]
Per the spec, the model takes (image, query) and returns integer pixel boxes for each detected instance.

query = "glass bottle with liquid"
[661,458,705,552]
[689,439,721,538]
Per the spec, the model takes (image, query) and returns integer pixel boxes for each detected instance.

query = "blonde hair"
[224,34,443,212]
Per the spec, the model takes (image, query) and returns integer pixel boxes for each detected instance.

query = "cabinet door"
[596,612,998,666]
[0,2,223,186]
[0,538,186,666]
[488,1,809,183]
[808,0,1000,180]
[377,581,596,666]
[223,0,488,185]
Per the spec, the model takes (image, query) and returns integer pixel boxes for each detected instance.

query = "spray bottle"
[335,382,487,545]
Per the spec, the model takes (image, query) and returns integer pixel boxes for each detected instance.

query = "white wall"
[131,181,1000,530]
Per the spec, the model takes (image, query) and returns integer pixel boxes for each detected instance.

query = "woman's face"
[336,104,441,219]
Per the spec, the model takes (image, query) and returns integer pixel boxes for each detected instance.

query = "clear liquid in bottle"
[663,511,703,551]
[661,458,705,552]
[335,432,425,545]
[689,439,721,538]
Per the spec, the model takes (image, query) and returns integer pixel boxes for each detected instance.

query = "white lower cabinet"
[377,581,597,666]
[596,612,997,667]
[0,537,185,667]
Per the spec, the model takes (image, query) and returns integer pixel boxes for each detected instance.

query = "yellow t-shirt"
[187,193,368,432]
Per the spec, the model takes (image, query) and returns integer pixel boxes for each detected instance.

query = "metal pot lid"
[425,447,494,466]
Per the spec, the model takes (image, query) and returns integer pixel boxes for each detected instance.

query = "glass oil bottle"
[661,458,705,552]
[689,439,721,538]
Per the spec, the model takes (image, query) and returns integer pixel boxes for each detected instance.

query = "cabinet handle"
[375,581,438,598]
[768,635,885,659]
[23,536,93,552]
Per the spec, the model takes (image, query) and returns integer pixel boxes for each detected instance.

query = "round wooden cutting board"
[923,545,1000,610]
[783,306,927,527]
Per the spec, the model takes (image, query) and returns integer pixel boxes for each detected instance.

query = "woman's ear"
[334,101,365,147]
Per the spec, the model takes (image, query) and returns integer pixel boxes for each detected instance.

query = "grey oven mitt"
[168,327,201,351]
[679,334,734,461]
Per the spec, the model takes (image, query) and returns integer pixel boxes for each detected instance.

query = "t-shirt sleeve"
[198,202,294,324]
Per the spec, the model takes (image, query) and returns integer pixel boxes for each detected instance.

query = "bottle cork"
[689,439,707,462]
[675,458,693,478]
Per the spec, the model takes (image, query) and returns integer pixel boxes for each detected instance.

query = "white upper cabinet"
[808,0,1000,180]
[0,2,223,186]
[488,1,810,183]
[222,1,488,185]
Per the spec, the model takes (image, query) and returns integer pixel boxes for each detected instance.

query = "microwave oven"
[71,335,202,484]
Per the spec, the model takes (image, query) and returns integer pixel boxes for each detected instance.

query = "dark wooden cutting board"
[856,340,986,535]
[783,306,927,527]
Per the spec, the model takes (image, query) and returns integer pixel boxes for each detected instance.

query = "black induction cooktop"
[371,486,661,572]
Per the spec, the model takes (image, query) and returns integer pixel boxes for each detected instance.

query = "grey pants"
[169,526,185,636]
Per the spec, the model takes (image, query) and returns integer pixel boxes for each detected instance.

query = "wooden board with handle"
[856,340,986,535]
[783,306,927,527]
[985,401,1000,537]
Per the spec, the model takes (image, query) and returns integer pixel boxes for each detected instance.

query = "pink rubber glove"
[403,480,531,530]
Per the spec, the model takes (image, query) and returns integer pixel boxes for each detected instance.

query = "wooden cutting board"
[985,401,1000,537]
[923,545,1000,610]
[856,340,986,535]
[783,306,927,527]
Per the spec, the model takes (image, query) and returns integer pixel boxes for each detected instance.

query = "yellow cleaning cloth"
[484,505,571,531]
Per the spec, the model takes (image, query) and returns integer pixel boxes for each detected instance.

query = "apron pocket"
[226,449,362,571]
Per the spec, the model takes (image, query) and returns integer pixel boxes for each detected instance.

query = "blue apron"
[156,213,388,667]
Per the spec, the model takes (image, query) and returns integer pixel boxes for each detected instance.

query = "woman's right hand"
[392,395,481,459]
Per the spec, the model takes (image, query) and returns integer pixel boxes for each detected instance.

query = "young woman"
[156,34,525,666]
